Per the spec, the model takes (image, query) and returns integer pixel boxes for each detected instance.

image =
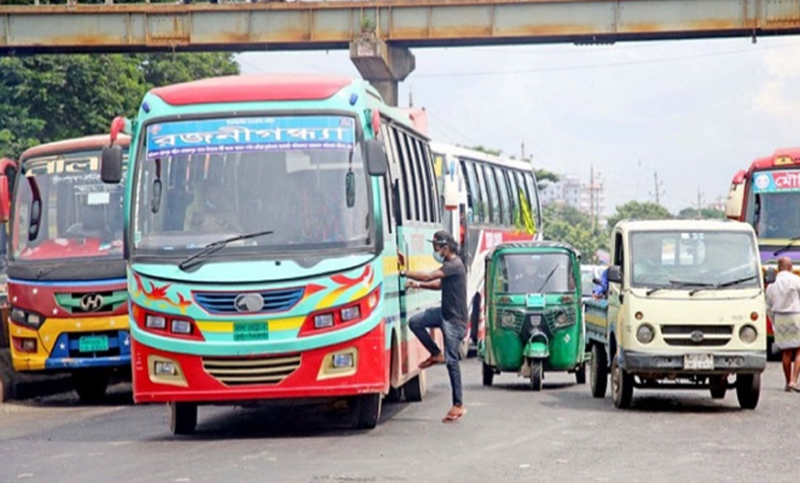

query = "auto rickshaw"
[479,241,585,391]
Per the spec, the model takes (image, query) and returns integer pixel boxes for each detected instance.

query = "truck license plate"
[684,354,714,370]
[233,322,269,341]
[78,335,109,353]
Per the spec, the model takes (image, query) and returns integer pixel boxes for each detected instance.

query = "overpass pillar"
[350,37,415,107]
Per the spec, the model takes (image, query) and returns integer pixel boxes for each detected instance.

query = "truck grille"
[661,324,733,347]
[202,353,301,386]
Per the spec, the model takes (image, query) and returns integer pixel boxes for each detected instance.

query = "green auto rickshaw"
[479,241,586,391]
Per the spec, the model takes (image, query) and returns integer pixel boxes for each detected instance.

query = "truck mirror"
[364,139,387,176]
[101,145,123,184]
[607,266,622,284]
[764,267,777,285]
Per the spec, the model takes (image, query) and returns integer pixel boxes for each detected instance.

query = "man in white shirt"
[765,257,800,392]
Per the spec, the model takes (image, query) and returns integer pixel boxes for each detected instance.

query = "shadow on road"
[22,382,134,408]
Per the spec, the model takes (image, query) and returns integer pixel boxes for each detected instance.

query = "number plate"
[684,353,714,370]
[78,335,109,353]
[233,322,269,341]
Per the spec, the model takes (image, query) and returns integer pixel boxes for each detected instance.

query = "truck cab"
[585,219,768,409]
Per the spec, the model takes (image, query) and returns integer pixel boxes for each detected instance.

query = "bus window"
[474,162,491,224]
[493,166,511,226]
[481,163,500,224]
[400,131,421,222]
[523,171,541,230]
[506,170,520,227]
[411,138,431,223]
[465,161,485,224]
[392,128,413,222]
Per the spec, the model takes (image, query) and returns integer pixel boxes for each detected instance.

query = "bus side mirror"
[765,267,777,285]
[607,266,622,284]
[364,139,387,176]
[101,145,123,184]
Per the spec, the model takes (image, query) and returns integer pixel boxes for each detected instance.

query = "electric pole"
[521,141,526,162]
[589,165,596,231]
[695,187,704,218]
[650,171,665,206]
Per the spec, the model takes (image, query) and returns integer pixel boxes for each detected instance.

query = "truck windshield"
[630,231,760,290]
[496,253,574,293]
[132,115,372,256]
[11,152,125,262]
[747,170,800,241]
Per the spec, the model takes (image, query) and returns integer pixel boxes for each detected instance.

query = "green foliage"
[533,168,559,189]
[463,145,503,156]
[541,204,608,263]
[677,207,725,220]
[0,53,239,158]
[606,201,673,229]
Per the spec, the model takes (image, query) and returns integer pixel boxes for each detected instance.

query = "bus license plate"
[233,322,269,341]
[79,335,109,353]
[684,354,714,370]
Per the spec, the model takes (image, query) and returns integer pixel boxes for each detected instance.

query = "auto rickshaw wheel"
[482,362,494,387]
[611,357,633,409]
[529,359,543,392]
[590,344,608,398]
[575,363,586,385]
[736,373,761,410]
[168,402,198,435]
[709,376,727,399]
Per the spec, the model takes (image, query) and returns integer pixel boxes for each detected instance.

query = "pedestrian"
[765,256,800,392]
[400,230,468,422]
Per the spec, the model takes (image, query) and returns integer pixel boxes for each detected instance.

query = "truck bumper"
[620,349,766,375]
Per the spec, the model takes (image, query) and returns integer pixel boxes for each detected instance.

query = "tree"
[677,207,725,220]
[541,203,608,263]
[606,201,673,229]
[0,53,239,158]
[533,168,559,190]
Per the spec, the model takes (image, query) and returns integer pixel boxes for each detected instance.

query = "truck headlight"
[637,324,655,344]
[739,325,758,344]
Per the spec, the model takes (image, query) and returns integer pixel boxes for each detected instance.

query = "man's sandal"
[442,407,467,423]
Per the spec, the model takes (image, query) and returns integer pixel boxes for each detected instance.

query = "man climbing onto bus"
[400,230,469,423]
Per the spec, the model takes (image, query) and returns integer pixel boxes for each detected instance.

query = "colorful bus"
[430,143,543,356]
[101,74,442,433]
[5,135,131,402]
[726,147,800,356]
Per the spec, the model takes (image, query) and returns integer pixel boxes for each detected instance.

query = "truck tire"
[169,402,198,435]
[611,357,633,409]
[590,344,608,398]
[575,363,586,385]
[530,359,543,392]
[482,362,494,387]
[736,373,761,410]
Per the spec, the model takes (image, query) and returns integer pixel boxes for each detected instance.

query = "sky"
[236,35,800,216]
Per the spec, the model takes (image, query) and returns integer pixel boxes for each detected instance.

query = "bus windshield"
[12,152,125,261]
[748,170,800,240]
[133,115,372,255]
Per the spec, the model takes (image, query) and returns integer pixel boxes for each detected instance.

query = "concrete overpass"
[3,0,800,104]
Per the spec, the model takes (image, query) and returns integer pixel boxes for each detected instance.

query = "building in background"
[540,170,607,228]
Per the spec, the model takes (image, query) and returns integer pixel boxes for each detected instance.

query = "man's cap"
[429,230,458,248]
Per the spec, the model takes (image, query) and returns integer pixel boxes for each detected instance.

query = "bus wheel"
[353,394,382,430]
[736,373,761,410]
[169,402,198,435]
[403,371,426,402]
[73,371,109,404]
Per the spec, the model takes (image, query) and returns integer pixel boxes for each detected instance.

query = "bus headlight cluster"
[739,325,758,344]
[637,324,655,344]
[10,307,44,329]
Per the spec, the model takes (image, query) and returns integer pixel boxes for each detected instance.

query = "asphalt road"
[0,359,796,483]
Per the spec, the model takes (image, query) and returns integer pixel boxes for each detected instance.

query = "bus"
[430,143,543,356]
[5,135,131,402]
[100,74,442,433]
[726,147,800,356]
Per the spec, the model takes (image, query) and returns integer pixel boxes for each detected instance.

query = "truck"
[584,219,769,409]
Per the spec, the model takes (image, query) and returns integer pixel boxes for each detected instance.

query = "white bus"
[430,143,543,356]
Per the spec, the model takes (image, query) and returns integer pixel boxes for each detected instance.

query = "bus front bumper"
[130,321,388,404]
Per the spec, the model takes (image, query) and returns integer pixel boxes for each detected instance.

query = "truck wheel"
[736,373,761,410]
[482,362,494,387]
[611,357,633,409]
[710,376,727,399]
[403,371,426,402]
[168,402,198,435]
[575,363,587,385]
[353,393,382,429]
[530,359,543,392]
[73,372,109,404]
[590,344,608,398]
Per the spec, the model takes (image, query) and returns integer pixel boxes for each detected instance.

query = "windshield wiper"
[774,236,800,256]
[534,265,559,293]
[646,280,712,296]
[178,230,274,272]
[688,275,758,295]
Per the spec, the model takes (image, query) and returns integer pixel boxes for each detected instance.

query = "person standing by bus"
[400,231,469,422]
[766,256,800,392]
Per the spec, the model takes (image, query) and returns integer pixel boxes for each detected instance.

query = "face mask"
[434,248,445,263]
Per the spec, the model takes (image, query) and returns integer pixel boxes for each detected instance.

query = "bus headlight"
[637,324,655,344]
[739,325,758,344]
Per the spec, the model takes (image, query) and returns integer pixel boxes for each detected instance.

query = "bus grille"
[661,324,733,347]
[194,287,305,314]
[202,353,301,386]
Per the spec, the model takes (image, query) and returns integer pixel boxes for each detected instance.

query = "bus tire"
[590,344,608,398]
[736,373,760,410]
[73,371,109,404]
[403,371,426,402]
[611,357,633,409]
[169,402,198,435]
[354,393,382,429]
[385,338,403,403]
